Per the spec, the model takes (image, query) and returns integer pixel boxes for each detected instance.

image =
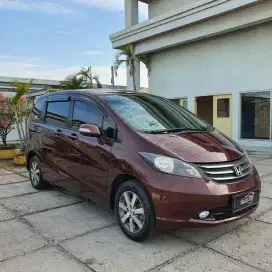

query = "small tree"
[77,65,102,88]
[114,44,137,91]
[9,79,34,150]
[0,93,16,146]
[61,75,85,90]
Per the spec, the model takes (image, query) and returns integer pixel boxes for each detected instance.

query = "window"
[102,115,116,139]
[241,91,270,140]
[72,101,104,129]
[45,101,70,127]
[104,94,208,133]
[217,98,230,118]
[31,97,45,122]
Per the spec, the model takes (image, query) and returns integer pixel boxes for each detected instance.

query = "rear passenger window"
[72,101,104,129]
[45,101,70,127]
[31,97,45,122]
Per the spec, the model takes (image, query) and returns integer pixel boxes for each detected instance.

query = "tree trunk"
[20,121,25,141]
[2,132,7,146]
[24,118,28,145]
[132,74,137,92]
[14,111,24,150]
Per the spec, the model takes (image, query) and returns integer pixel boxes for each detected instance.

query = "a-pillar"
[125,0,140,91]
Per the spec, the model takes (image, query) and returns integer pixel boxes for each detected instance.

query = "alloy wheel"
[118,191,145,233]
[30,161,40,186]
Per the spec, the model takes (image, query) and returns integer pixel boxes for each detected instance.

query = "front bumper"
[148,167,261,231]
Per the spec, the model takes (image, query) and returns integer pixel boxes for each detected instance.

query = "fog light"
[199,211,210,219]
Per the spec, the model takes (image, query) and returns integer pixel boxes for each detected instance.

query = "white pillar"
[125,0,138,28]
[125,0,140,91]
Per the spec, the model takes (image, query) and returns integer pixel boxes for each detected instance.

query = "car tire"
[29,156,49,190]
[115,180,155,242]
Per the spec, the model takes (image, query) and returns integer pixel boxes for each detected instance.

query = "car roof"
[43,89,150,98]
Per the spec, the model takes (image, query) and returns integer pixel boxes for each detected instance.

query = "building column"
[125,0,140,91]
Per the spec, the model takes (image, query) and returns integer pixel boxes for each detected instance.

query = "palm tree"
[61,75,85,90]
[9,79,34,150]
[114,44,137,91]
[77,66,102,88]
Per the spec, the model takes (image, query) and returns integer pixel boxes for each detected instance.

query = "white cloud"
[72,0,148,18]
[0,0,73,14]
[0,57,148,87]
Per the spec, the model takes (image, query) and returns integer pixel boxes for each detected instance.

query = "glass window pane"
[104,94,208,132]
[241,91,270,139]
[31,97,45,122]
[45,101,69,127]
[217,98,230,118]
[72,101,103,129]
[102,115,116,139]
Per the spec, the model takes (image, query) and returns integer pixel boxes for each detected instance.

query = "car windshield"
[104,94,209,133]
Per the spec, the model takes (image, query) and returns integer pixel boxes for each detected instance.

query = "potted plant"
[0,93,16,159]
[9,79,34,165]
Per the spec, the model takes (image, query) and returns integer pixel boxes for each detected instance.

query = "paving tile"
[257,210,272,224]
[0,205,14,222]
[18,172,29,179]
[261,174,272,184]
[0,182,37,199]
[248,197,272,219]
[61,226,194,272]
[0,219,47,262]
[0,247,89,272]
[208,221,272,271]
[0,174,28,185]
[0,169,13,175]
[7,166,27,173]
[257,171,272,178]
[260,183,272,199]
[24,202,115,242]
[172,218,248,245]
[255,159,272,165]
[254,164,272,174]
[0,191,81,216]
[157,247,259,272]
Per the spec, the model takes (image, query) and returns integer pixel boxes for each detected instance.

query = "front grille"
[195,156,252,183]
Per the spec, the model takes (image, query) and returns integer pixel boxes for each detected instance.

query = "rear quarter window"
[31,97,45,122]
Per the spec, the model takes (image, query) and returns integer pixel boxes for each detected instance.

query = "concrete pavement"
[0,152,272,272]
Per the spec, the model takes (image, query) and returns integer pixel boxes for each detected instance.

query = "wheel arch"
[109,174,154,214]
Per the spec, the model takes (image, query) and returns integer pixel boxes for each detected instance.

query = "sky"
[0,0,148,87]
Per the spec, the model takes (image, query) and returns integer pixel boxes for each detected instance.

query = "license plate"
[232,190,260,212]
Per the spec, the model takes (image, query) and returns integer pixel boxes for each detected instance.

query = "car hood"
[138,130,243,163]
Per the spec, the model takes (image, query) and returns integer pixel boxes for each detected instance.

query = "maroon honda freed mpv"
[26,90,261,241]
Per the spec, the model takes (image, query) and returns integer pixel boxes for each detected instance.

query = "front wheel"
[115,181,155,242]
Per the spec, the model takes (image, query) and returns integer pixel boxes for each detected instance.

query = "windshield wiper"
[147,128,208,134]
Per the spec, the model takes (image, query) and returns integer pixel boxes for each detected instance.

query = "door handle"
[68,133,79,140]
[55,129,63,136]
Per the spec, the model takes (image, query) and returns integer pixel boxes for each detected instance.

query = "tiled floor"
[0,153,272,272]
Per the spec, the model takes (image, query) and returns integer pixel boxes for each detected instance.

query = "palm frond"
[9,79,34,105]
[114,44,135,77]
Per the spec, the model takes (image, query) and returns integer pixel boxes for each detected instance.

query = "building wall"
[149,0,196,18]
[149,21,272,146]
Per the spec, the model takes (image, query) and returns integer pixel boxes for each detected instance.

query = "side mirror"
[79,124,101,137]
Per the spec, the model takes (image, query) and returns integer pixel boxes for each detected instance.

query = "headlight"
[139,152,202,178]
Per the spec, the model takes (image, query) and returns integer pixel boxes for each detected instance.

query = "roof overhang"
[139,0,151,3]
[111,0,271,55]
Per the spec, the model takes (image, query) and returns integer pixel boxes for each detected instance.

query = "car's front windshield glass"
[104,94,209,133]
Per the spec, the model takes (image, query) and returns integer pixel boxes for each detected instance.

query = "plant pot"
[0,149,15,159]
[13,155,27,166]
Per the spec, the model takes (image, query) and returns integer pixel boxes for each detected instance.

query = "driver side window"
[72,101,103,129]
